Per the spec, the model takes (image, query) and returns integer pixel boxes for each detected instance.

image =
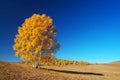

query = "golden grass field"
[0,61,120,80]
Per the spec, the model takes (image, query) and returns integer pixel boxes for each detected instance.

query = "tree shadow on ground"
[40,67,104,76]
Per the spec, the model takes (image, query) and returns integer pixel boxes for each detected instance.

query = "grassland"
[0,60,120,80]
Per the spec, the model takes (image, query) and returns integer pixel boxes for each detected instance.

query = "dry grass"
[0,61,120,80]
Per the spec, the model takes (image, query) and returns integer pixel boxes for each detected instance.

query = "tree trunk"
[32,52,41,68]
[32,61,40,68]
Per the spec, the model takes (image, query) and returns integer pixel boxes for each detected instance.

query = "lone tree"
[13,14,60,68]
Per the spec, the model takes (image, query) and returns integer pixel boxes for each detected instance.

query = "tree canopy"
[13,14,60,64]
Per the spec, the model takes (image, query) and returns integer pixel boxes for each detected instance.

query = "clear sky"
[0,0,120,63]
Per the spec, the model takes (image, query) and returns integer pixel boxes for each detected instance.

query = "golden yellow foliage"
[13,13,60,64]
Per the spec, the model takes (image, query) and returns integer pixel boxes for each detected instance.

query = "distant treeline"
[23,54,90,67]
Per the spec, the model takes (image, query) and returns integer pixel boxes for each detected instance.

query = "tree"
[13,14,60,68]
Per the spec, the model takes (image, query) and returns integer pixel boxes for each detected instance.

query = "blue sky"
[0,0,120,63]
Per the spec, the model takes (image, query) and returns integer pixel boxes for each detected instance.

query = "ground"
[0,61,120,80]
